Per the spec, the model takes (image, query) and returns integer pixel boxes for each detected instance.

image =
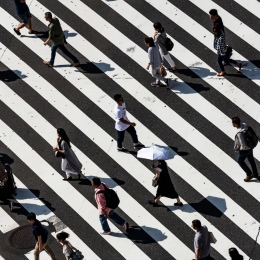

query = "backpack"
[164,37,174,51]
[242,126,259,149]
[96,183,120,209]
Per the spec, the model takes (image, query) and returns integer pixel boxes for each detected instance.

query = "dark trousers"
[50,44,78,65]
[217,55,225,72]
[117,125,138,149]
[237,149,258,176]
[199,254,214,260]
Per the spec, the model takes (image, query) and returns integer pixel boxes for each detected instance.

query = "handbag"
[69,250,84,260]
[55,140,65,158]
[159,65,167,77]
[208,231,217,244]
[152,175,159,187]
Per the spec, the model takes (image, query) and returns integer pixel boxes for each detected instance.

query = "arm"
[37,235,43,252]
[119,118,136,127]
[146,48,153,70]
[96,193,108,217]
[44,38,51,46]
[195,247,202,260]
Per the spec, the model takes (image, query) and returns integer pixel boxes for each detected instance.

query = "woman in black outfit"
[148,160,183,207]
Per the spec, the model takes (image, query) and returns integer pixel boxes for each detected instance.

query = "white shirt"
[114,102,130,131]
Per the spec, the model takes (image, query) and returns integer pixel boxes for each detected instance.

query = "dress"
[155,163,178,199]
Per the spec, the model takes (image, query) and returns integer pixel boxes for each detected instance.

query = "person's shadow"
[0,153,14,165]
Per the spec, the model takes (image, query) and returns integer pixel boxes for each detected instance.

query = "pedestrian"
[27,212,56,260]
[148,160,183,207]
[232,116,259,182]
[228,248,243,260]
[43,12,80,67]
[56,232,83,260]
[53,128,82,180]
[209,9,225,33]
[192,220,213,260]
[13,0,34,35]
[113,94,144,152]
[152,22,177,72]
[144,37,170,87]
[213,25,242,76]
[91,177,129,235]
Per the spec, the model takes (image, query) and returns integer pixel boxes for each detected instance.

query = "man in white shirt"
[114,94,144,152]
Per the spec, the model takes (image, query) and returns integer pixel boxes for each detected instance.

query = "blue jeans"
[217,55,225,72]
[237,149,258,176]
[50,44,79,65]
[117,125,138,149]
[99,210,125,232]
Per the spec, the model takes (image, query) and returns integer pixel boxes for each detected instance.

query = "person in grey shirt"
[144,37,170,87]
[192,220,213,260]
[153,22,177,72]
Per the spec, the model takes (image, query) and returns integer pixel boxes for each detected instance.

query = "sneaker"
[100,231,111,235]
[174,202,183,207]
[134,144,145,150]
[164,78,170,87]
[13,28,21,36]
[117,147,128,152]
[151,81,161,87]
[123,222,129,232]
[43,60,53,67]
[244,175,253,182]
[70,62,80,67]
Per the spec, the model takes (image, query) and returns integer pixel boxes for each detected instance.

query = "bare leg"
[154,195,161,204]
[16,22,25,31]
[27,18,32,33]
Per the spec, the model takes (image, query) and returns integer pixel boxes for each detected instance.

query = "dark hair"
[229,248,243,259]
[27,212,37,221]
[192,219,201,228]
[144,37,155,47]
[232,117,241,126]
[56,231,69,241]
[158,160,167,167]
[45,12,52,19]
[114,94,122,102]
[57,128,71,148]
[209,9,218,16]
[153,22,164,33]
[92,177,101,186]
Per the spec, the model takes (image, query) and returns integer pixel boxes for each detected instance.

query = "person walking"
[228,248,243,260]
[209,9,225,33]
[56,232,83,260]
[53,128,82,180]
[91,177,129,235]
[153,22,177,72]
[114,94,144,152]
[213,25,242,77]
[192,220,213,260]
[27,212,56,260]
[232,117,259,182]
[144,37,170,87]
[148,160,183,207]
[13,0,34,35]
[43,12,80,67]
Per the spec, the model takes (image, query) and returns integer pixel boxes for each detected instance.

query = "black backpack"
[164,37,174,51]
[242,126,259,149]
[97,183,120,209]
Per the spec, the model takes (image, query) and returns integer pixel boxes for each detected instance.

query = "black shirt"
[213,16,225,33]
[32,220,48,243]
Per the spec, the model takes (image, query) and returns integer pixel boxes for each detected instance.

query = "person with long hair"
[53,128,82,180]
[148,160,183,207]
[153,22,177,72]
[228,248,243,259]
[144,37,170,87]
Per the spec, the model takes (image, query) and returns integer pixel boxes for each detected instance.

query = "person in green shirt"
[43,12,80,67]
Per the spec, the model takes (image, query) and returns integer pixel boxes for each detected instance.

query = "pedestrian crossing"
[0,0,260,259]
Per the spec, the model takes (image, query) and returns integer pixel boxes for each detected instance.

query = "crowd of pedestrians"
[8,1,258,260]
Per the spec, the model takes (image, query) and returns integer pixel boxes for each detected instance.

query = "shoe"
[238,62,242,71]
[151,81,161,87]
[100,231,111,235]
[134,144,145,150]
[164,78,170,87]
[43,60,53,67]
[70,62,80,67]
[63,177,72,181]
[168,67,178,72]
[28,30,36,34]
[148,200,158,207]
[123,222,129,232]
[77,174,81,179]
[174,202,183,206]
[13,28,21,36]
[217,72,226,77]
[244,175,253,182]
[117,147,128,152]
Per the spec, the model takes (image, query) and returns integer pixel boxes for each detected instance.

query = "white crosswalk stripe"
[0,0,260,259]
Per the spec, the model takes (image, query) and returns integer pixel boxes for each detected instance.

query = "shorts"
[18,10,32,24]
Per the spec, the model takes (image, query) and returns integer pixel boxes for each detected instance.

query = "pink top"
[94,183,112,215]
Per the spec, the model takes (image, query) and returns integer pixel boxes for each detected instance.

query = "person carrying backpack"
[232,117,259,182]
[91,177,129,235]
[153,22,177,72]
